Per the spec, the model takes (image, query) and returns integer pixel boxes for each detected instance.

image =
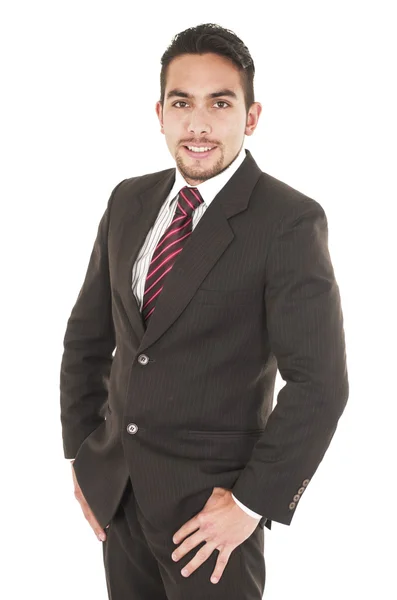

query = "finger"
[172,530,205,562]
[179,541,218,579]
[210,547,233,584]
[84,505,107,541]
[74,487,107,541]
[173,516,201,545]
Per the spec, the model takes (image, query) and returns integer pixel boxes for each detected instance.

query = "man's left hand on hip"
[171,487,260,584]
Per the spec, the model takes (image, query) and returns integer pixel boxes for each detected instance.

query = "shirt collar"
[167,145,247,208]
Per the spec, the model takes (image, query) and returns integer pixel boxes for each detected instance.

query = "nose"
[187,108,212,137]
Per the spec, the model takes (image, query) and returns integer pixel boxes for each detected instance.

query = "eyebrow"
[166,88,238,101]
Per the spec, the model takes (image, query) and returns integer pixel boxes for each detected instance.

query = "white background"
[1,1,396,598]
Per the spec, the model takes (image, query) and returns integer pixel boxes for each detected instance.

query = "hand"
[171,487,260,584]
[71,461,109,542]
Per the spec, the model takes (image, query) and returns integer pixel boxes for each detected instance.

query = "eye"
[172,100,230,108]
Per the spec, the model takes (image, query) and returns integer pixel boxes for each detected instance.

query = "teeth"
[187,146,213,152]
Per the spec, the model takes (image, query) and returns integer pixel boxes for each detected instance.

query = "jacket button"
[293,494,300,502]
[302,479,310,487]
[137,354,149,365]
[298,487,305,494]
[289,502,296,510]
[127,423,138,434]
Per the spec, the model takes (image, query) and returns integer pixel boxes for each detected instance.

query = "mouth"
[182,145,217,159]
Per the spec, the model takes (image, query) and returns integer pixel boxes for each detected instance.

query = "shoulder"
[254,171,326,226]
[110,167,174,200]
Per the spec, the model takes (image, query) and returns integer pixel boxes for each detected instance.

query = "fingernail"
[211,577,218,584]
[98,533,106,541]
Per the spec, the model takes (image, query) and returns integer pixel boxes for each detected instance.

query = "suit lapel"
[117,149,262,353]
[115,170,176,344]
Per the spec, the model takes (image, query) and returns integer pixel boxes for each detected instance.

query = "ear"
[155,101,164,131]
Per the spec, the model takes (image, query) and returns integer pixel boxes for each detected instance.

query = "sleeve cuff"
[231,493,263,519]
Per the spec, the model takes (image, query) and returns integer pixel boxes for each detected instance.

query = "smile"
[183,146,217,159]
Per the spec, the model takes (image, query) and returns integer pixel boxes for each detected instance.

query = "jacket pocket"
[187,429,265,437]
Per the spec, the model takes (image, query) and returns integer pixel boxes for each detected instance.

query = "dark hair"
[159,23,255,115]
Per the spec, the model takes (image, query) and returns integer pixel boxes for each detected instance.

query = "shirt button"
[289,502,296,510]
[302,479,310,487]
[126,423,138,434]
[293,494,300,502]
[298,487,305,495]
[137,354,149,365]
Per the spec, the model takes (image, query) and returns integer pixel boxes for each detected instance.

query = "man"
[60,22,349,599]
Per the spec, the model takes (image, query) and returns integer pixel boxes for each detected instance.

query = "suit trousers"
[102,477,266,599]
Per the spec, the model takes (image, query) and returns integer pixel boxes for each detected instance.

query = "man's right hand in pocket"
[70,460,109,542]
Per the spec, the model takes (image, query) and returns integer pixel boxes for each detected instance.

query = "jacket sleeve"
[231,199,349,526]
[59,180,125,458]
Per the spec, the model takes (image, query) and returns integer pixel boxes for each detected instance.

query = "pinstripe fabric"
[60,148,349,551]
[65,146,261,520]
[130,147,262,520]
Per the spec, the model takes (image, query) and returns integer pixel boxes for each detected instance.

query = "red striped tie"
[141,186,204,324]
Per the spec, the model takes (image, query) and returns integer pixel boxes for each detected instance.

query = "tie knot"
[177,186,204,217]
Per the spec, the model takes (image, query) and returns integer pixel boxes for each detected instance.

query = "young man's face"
[156,52,262,186]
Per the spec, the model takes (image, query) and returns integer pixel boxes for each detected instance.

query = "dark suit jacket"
[60,149,349,532]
